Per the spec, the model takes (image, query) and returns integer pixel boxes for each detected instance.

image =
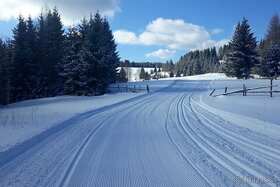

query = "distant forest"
[120,14,280,81]
[119,60,163,68]
[175,14,280,79]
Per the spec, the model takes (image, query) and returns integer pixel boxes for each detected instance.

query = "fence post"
[243,84,247,96]
[209,89,215,96]
[270,78,273,97]
[225,87,227,93]
[139,85,141,92]
[134,85,136,92]
[126,85,128,92]
[147,85,150,93]
[118,84,120,92]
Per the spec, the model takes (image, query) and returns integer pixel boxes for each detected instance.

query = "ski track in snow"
[0,80,279,187]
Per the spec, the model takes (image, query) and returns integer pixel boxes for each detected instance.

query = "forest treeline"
[1,10,280,104]
[0,8,119,104]
[175,14,280,79]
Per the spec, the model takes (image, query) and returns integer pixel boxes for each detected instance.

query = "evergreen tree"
[26,16,39,97]
[118,67,128,82]
[81,12,119,95]
[0,9,120,102]
[0,39,9,104]
[261,44,280,79]
[78,39,98,95]
[210,47,219,72]
[224,18,259,79]
[265,14,280,48]
[36,8,64,96]
[170,71,174,77]
[260,14,280,61]
[60,27,83,94]
[169,60,174,77]
[101,18,119,84]
[140,67,146,79]
[145,72,151,80]
[9,15,34,102]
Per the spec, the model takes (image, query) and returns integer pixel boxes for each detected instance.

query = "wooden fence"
[211,84,280,97]
[107,85,150,93]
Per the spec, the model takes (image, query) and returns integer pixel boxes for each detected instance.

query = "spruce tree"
[262,44,280,79]
[9,15,34,102]
[118,67,128,82]
[26,16,39,97]
[101,18,119,84]
[224,18,259,79]
[81,12,119,95]
[60,27,83,95]
[0,39,9,104]
[140,67,146,79]
[36,8,64,96]
[265,14,280,48]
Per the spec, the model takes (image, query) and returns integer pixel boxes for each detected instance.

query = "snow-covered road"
[0,80,279,186]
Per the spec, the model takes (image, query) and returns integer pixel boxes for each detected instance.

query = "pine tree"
[265,14,280,48]
[0,39,9,104]
[26,16,39,97]
[118,67,128,82]
[101,18,119,84]
[36,8,64,96]
[78,39,98,95]
[60,26,83,95]
[224,18,259,79]
[9,15,34,102]
[140,67,146,79]
[81,12,119,95]
[260,14,280,60]
[145,72,150,80]
[262,44,280,79]
[210,47,219,72]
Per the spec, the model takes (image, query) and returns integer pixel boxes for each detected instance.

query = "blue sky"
[0,0,280,62]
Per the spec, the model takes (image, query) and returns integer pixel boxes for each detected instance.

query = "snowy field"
[0,73,280,186]
[0,80,172,152]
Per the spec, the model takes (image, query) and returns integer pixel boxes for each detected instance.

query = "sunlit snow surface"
[0,73,279,186]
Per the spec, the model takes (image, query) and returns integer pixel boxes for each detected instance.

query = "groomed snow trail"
[0,80,279,187]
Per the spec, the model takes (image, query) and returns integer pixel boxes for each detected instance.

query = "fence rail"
[211,84,279,97]
[107,85,150,93]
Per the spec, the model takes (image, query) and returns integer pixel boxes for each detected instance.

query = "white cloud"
[146,49,176,60]
[211,28,224,35]
[0,0,120,25]
[113,18,228,51]
[113,30,139,45]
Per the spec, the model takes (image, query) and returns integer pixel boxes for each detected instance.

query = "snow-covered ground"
[0,80,172,152]
[0,73,279,186]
